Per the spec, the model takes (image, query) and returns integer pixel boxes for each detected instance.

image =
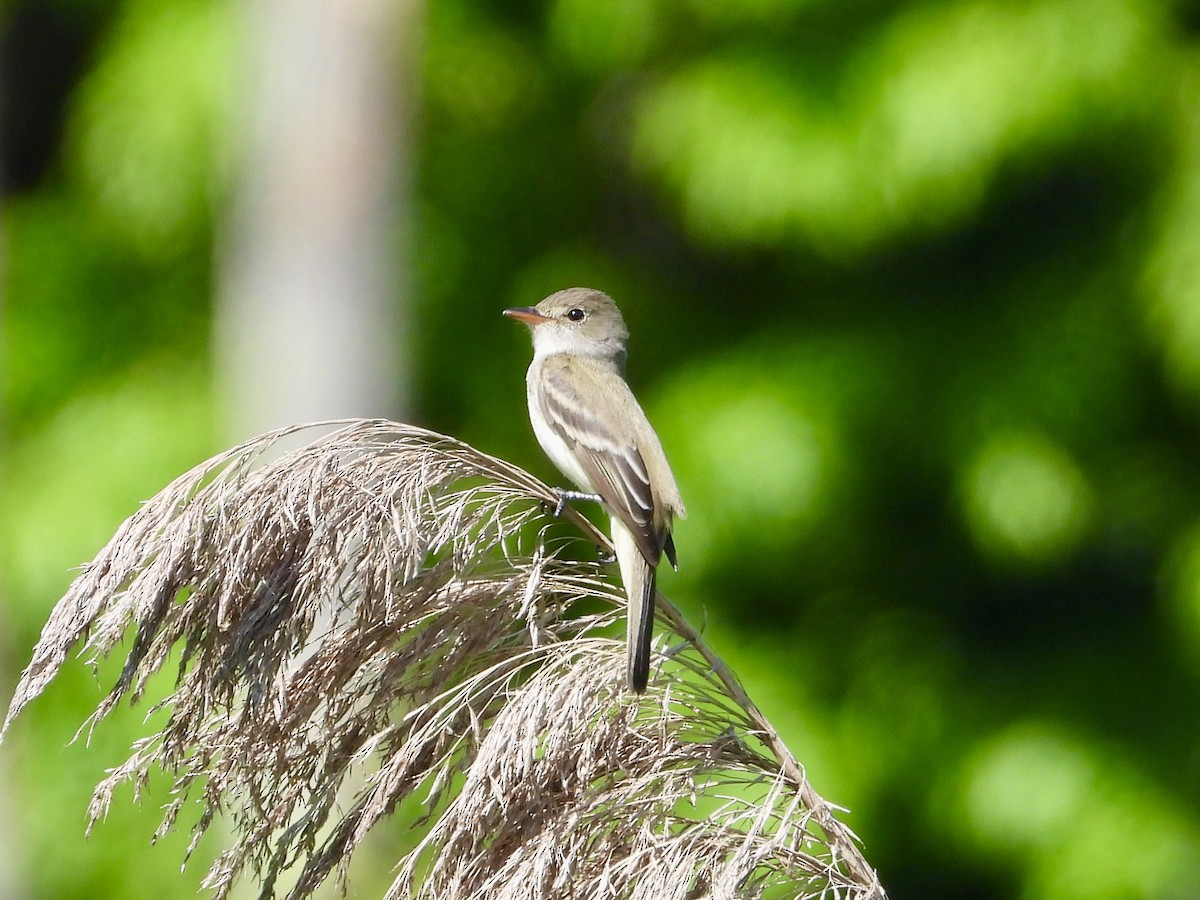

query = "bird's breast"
[526,373,596,493]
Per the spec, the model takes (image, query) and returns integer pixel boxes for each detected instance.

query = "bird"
[504,287,685,692]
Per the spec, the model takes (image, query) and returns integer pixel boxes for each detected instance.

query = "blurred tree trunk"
[216,0,419,441]
[213,3,419,894]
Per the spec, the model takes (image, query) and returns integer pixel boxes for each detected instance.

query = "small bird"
[504,287,686,692]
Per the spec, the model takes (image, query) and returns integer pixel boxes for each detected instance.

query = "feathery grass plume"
[1,420,887,899]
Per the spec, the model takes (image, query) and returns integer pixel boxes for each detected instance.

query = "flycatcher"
[504,287,685,692]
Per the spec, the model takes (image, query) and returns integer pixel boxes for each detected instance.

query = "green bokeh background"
[4,0,1200,897]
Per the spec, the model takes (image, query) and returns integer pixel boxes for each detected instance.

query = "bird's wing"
[535,356,665,566]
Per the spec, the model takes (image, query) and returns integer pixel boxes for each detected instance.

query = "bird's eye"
[566,308,586,322]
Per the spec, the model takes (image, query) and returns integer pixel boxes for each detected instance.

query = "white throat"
[531,326,622,363]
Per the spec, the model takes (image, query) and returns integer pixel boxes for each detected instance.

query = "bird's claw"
[550,488,602,518]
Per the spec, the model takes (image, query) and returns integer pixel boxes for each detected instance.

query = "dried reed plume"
[2,420,887,899]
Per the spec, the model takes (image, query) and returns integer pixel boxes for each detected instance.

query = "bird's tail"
[612,520,655,692]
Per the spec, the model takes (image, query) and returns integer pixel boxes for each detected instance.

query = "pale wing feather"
[536,357,665,565]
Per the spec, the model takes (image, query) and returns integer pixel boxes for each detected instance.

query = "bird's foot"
[551,488,602,518]
[596,547,617,565]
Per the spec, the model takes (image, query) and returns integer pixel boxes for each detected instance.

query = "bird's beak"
[502,306,553,325]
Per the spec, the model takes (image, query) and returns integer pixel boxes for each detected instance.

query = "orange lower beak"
[502,306,553,325]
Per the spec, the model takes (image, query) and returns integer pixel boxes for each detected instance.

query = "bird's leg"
[551,488,602,518]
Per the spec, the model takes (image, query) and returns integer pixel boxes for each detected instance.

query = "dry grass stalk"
[1,420,887,900]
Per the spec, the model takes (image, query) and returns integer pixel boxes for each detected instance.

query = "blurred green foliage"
[4,0,1200,897]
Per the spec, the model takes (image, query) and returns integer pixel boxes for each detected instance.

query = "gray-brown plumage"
[504,288,685,691]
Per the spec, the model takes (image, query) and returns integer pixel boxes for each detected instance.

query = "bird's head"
[503,287,630,361]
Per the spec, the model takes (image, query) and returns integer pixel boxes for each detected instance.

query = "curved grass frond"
[1,420,887,899]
